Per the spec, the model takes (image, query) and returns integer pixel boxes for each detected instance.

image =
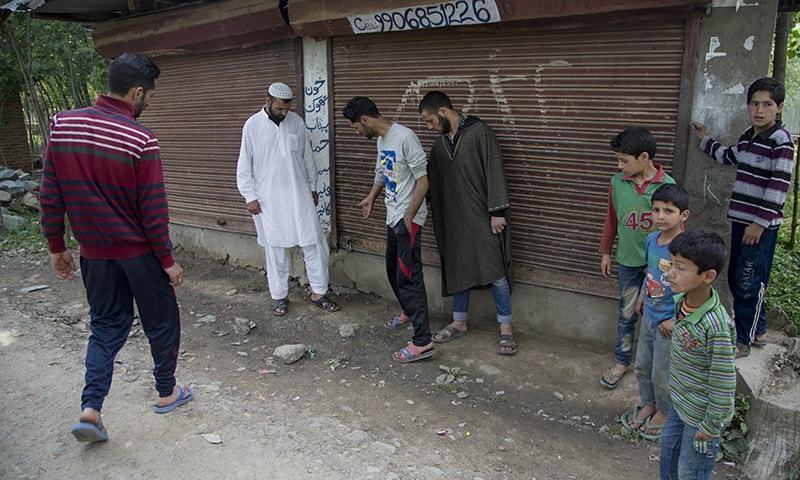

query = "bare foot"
[448,320,468,334]
[79,407,102,425]
[609,363,628,376]
[601,363,629,387]
[432,321,468,342]
[155,385,186,407]
[642,409,668,435]
[629,404,656,429]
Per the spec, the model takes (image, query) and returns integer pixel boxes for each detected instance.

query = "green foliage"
[1,13,108,104]
[788,17,800,61]
[766,240,800,333]
[0,211,76,257]
[766,192,800,334]
[1,12,109,157]
[718,394,750,464]
[0,211,47,256]
[434,365,468,393]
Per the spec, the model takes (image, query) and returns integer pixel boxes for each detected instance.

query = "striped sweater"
[39,95,175,268]
[670,289,736,437]
[701,121,794,228]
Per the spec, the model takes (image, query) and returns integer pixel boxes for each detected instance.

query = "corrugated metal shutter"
[139,40,301,233]
[332,18,687,297]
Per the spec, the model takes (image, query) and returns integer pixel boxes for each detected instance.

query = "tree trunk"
[3,20,50,144]
[772,13,791,90]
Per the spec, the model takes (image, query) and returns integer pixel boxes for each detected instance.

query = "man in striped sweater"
[40,53,192,443]
[691,77,795,358]
[660,230,735,480]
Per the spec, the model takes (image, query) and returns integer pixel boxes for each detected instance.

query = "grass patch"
[0,211,76,258]
[766,220,800,334]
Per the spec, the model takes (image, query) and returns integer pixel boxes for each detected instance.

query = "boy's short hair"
[747,77,785,104]
[108,53,160,96]
[343,96,380,122]
[652,183,689,211]
[668,230,727,274]
[418,91,453,114]
[609,127,657,160]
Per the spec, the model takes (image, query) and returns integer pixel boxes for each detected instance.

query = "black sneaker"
[735,344,751,358]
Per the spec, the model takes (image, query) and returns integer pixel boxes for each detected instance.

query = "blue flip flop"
[152,386,193,414]
[71,420,109,443]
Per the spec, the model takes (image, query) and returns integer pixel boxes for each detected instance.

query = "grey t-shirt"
[374,123,428,227]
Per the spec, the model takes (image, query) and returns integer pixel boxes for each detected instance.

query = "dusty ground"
[0,248,747,480]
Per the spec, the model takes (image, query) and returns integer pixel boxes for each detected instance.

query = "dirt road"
[0,250,745,480]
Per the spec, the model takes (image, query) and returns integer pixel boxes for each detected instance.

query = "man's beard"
[133,95,146,119]
[438,113,451,134]
[267,104,286,124]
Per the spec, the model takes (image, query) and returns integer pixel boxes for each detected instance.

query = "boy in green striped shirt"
[660,230,736,480]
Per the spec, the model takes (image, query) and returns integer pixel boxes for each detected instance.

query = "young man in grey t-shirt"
[343,96,433,363]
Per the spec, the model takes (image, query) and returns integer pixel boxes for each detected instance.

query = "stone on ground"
[273,344,307,364]
[22,192,40,211]
[339,323,358,338]
[1,212,29,231]
[0,180,26,196]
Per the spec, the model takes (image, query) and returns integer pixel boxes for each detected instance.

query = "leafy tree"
[1,12,109,153]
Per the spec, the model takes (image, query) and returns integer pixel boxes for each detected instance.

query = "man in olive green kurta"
[418,91,517,355]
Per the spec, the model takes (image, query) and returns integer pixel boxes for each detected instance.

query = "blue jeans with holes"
[660,406,719,480]
[728,222,778,345]
[615,264,645,366]
[452,276,512,324]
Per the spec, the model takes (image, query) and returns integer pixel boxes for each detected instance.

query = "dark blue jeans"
[615,264,645,366]
[728,223,778,345]
[80,253,181,411]
[660,406,719,480]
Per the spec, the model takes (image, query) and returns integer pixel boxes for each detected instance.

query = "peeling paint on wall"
[722,83,745,95]
[705,37,727,62]
[712,0,760,10]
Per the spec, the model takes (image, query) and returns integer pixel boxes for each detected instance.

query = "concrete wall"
[0,88,31,172]
[684,0,779,307]
[303,37,333,233]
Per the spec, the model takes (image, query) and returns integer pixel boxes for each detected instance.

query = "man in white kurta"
[236,82,338,315]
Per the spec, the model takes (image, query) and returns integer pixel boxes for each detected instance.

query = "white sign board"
[349,0,501,34]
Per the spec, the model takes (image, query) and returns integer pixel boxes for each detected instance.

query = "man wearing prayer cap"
[236,82,339,315]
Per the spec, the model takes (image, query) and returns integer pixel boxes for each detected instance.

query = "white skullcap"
[268,82,293,100]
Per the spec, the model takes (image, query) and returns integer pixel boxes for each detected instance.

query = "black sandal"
[272,298,289,316]
[309,294,340,312]
[498,334,518,355]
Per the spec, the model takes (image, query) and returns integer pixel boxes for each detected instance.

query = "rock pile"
[0,167,41,231]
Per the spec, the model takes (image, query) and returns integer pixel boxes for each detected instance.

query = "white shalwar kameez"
[236,109,329,300]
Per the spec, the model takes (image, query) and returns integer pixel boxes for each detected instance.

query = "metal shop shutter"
[140,40,301,233]
[331,18,687,297]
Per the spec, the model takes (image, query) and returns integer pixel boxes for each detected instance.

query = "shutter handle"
[216,218,227,226]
